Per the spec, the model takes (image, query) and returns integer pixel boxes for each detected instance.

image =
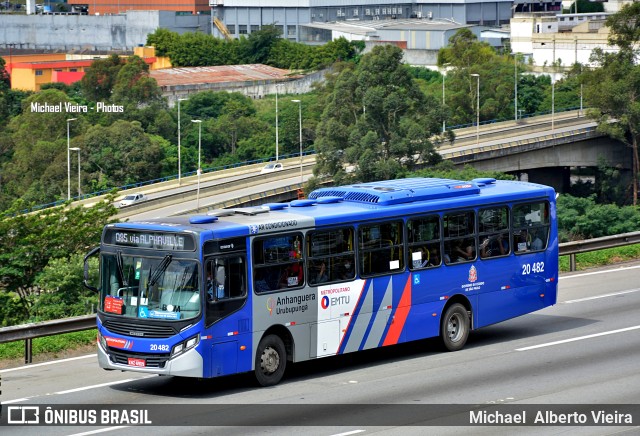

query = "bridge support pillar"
[523,167,571,192]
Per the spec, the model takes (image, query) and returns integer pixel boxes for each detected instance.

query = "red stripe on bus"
[382,276,412,346]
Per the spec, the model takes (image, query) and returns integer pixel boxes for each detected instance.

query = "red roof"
[150,64,300,87]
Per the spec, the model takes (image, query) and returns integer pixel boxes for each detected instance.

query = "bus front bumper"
[97,342,204,378]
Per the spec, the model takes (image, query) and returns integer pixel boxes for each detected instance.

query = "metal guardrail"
[2,231,640,365]
[559,231,640,272]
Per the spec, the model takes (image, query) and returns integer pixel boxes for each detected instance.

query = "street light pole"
[441,63,450,133]
[192,119,202,210]
[579,83,583,117]
[291,99,303,185]
[66,118,77,200]
[514,54,518,121]
[470,74,480,146]
[552,80,555,132]
[69,147,81,197]
[177,98,187,186]
[275,84,282,162]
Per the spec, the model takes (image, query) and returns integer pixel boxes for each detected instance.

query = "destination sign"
[104,229,196,251]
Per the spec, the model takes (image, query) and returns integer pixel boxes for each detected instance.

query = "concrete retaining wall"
[0,11,210,52]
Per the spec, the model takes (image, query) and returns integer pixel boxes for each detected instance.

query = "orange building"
[67,0,210,15]
[10,59,100,91]
[2,47,169,91]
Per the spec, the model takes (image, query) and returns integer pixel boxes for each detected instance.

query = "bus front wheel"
[255,334,286,387]
[441,303,470,352]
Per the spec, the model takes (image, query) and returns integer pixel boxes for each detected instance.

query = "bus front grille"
[108,348,170,368]
[103,319,176,338]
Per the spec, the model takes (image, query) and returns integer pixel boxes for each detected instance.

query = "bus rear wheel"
[255,334,286,387]
[441,303,470,352]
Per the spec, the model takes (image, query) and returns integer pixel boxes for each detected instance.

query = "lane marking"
[560,264,640,280]
[564,288,640,304]
[0,354,95,374]
[2,377,153,404]
[2,397,31,404]
[330,431,366,436]
[516,325,640,351]
[55,378,141,395]
[66,426,130,436]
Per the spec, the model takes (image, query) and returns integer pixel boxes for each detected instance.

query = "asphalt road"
[2,262,640,436]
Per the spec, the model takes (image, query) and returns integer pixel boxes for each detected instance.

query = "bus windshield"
[101,253,201,321]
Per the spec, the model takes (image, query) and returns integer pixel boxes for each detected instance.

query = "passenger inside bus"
[337,257,355,280]
[279,262,304,288]
[447,239,474,263]
[480,233,508,258]
[310,260,328,284]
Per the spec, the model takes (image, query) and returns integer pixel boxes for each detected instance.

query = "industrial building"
[212,0,562,41]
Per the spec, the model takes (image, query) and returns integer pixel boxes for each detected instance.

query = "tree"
[313,45,442,186]
[82,120,165,187]
[0,56,9,91]
[31,253,99,322]
[80,55,124,102]
[438,29,522,125]
[111,56,162,106]
[245,25,282,64]
[0,199,117,320]
[3,89,75,204]
[146,28,179,57]
[584,3,640,204]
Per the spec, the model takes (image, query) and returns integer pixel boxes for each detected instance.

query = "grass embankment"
[558,244,640,272]
[1,246,639,364]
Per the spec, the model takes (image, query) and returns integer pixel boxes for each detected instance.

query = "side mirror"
[83,246,100,293]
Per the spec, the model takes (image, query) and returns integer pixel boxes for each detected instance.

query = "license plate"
[127,357,146,367]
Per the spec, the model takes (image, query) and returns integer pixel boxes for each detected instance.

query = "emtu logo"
[321,296,330,309]
[266,298,275,315]
[321,295,349,309]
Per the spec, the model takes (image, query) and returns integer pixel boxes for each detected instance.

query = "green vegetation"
[146,26,364,71]
[0,199,117,325]
[0,330,97,360]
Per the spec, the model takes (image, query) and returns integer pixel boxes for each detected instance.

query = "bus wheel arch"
[440,296,472,352]
[254,326,293,387]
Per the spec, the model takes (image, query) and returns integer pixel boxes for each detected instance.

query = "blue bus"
[84,177,558,386]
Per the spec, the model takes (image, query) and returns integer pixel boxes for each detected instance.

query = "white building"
[511,12,618,71]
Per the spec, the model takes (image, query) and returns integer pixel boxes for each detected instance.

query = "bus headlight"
[98,332,107,350]
[171,335,200,358]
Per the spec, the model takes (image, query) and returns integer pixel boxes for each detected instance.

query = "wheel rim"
[447,312,464,343]
[260,346,280,375]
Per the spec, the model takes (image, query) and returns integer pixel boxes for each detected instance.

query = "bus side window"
[306,227,355,285]
[359,221,404,276]
[408,215,441,270]
[443,211,476,264]
[253,233,305,292]
[479,206,510,259]
[513,202,550,254]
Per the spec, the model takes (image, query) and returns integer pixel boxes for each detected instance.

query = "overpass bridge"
[80,110,624,219]
[438,110,628,191]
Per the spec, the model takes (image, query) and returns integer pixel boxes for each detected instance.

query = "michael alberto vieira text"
[470,409,633,425]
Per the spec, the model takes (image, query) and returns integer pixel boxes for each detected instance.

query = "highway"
[2,262,639,435]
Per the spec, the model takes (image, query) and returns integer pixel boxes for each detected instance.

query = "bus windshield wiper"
[149,255,172,287]
[116,251,128,287]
